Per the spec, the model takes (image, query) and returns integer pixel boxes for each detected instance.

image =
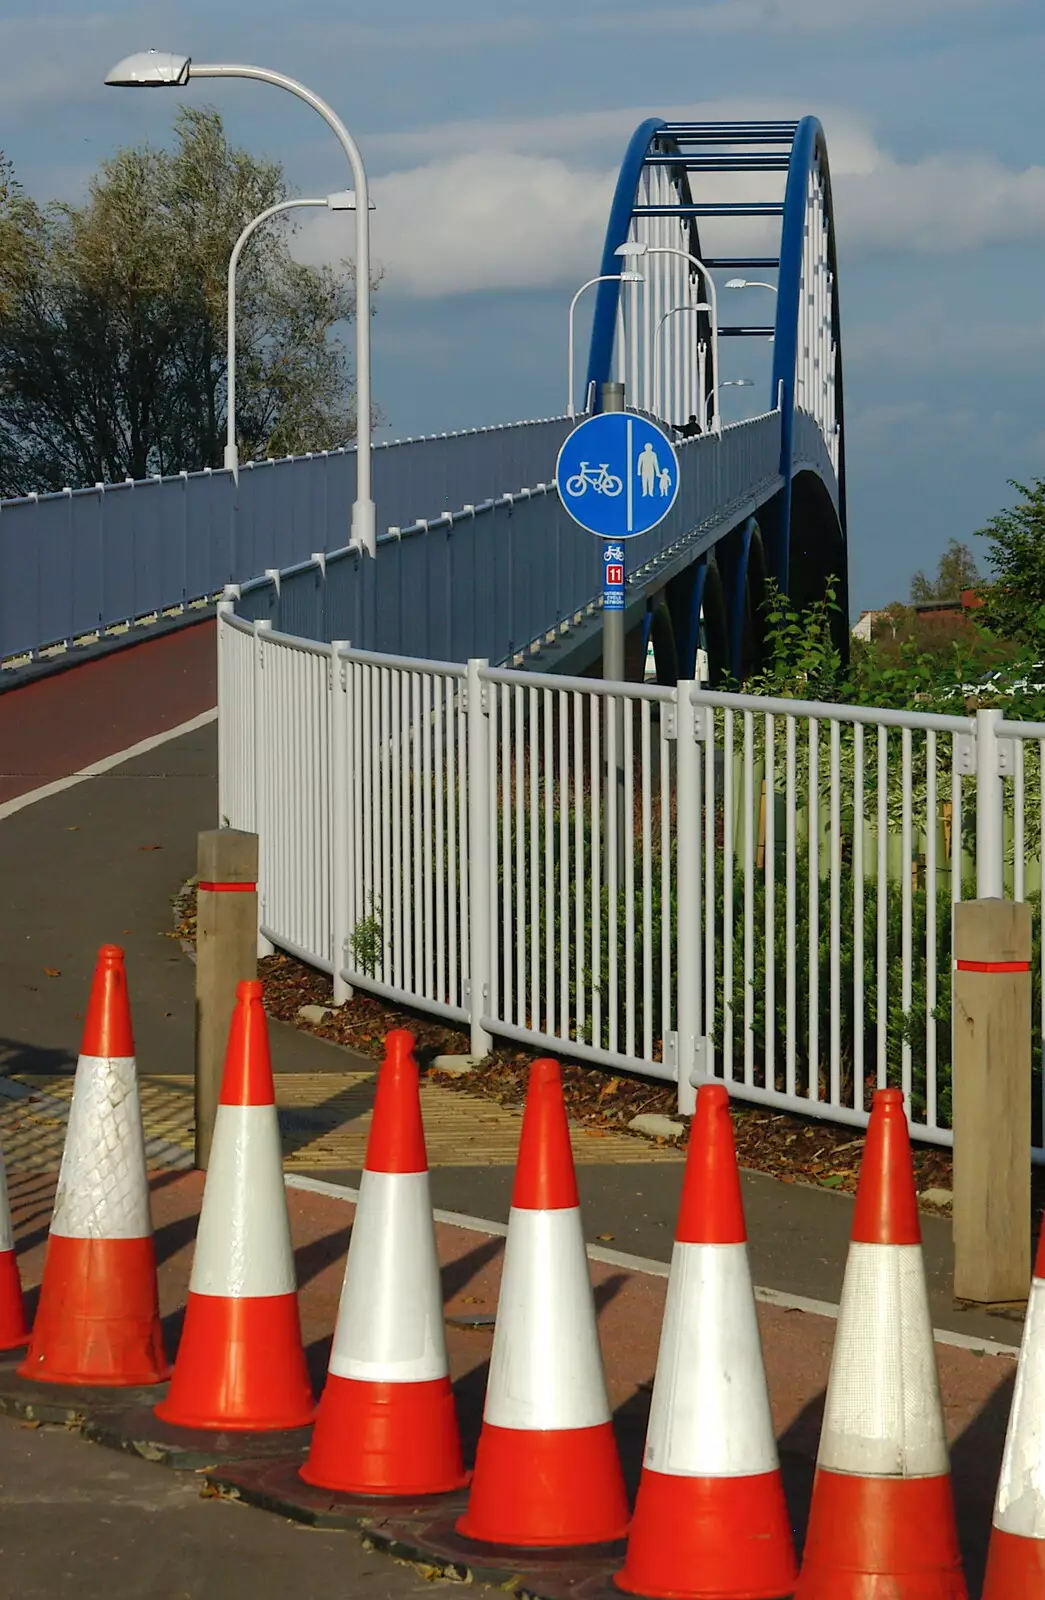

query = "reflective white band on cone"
[329,1169,449,1384]
[51,1056,151,1240]
[644,1241,778,1477]
[817,1241,948,1478]
[190,1104,296,1298]
[993,1275,1045,1538]
[484,1206,611,1432]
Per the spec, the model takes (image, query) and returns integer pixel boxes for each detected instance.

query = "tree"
[974,478,1045,648]
[909,539,980,605]
[0,109,365,497]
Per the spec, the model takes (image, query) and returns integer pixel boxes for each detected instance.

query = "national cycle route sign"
[554,411,680,540]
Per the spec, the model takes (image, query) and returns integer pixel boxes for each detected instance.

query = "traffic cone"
[300,1030,465,1495]
[616,1082,796,1599]
[982,1229,1045,1595]
[457,1057,628,1548]
[19,946,168,1385]
[795,1088,966,1600]
[155,980,313,1431]
[0,1143,28,1350]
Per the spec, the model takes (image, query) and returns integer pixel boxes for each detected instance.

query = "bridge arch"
[583,114,847,642]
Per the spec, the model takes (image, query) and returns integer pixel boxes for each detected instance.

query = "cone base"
[0,1248,28,1351]
[615,1467,796,1599]
[156,1290,314,1432]
[795,1470,967,1599]
[457,1421,629,1548]
[19,1234,168,1385]
[300,1373,466,1496]
[982,1525,1045,1596]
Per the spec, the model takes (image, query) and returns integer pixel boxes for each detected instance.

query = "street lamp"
[225,193,356,477]
[105,50,377,557]
[616,240,721,432]
[652,304,711,425]
[724,278,778,293]
[704,378,753,433]
[567,272,643,418]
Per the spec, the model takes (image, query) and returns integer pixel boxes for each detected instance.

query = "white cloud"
[296,103,1045,298]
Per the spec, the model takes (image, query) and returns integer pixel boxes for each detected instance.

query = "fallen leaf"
[43,967,60,978]
[138,844,163,852]
[461,1296,483,1305]
[65,826,78,832]
[821,1174,845,1189]
[596,1233,615,1242]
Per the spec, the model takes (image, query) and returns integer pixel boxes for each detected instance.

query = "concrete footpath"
[0,1165,1019,1596]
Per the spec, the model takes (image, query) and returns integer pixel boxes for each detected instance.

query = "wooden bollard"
[952,898,1032,1305]
[195,829,259,1169]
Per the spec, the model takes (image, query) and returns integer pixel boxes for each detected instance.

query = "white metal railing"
[219,608,1043,1149]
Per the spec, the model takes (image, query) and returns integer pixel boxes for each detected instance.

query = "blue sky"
[2,1,1045,610]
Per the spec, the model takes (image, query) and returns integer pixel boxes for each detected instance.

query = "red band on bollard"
[955,959,1030,973]
[198,881,257,893]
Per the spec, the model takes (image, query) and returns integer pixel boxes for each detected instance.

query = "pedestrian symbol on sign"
[555,413,679,539]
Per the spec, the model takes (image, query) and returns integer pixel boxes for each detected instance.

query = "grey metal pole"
[599,381,628,889]
[600,381,626,684]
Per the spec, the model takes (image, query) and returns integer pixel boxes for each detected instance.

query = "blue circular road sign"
[555,412,680,539]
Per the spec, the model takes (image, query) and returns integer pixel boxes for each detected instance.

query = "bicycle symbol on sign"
[564,461,623,498]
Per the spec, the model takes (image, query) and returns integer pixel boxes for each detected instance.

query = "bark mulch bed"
[170,880,955,1207]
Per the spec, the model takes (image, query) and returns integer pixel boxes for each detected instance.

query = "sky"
[2,1,1045,612]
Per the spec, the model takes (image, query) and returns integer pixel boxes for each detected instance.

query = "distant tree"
[975,478,1045,648]
[0,109,368,497]
[909,539,980,605]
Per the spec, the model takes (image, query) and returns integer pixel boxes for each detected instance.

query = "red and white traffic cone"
[982,1230,1045,1595]
[155,980,313,1431]
[19,946,168,1385]
[795,1088,966,1599]
[616,1082,796,1600]
[0,1142,28,1351]
[457,1057,628,1548]
[301,1029,465,1495]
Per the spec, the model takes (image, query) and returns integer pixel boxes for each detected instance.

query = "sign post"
[553,392,680,682]
[555,391,680,886]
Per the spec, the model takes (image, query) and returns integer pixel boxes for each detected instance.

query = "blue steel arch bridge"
[0,116,845,688]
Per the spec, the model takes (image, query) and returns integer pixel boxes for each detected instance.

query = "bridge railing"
[219,609,1043,1150]
[233,410,785,665]
[0,415,573,666]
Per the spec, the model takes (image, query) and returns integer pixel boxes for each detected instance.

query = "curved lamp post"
[616,240,721,432]
[652,303,711,425]
[567,272,643,418]
[704,377,754,433]
[225,193,355,477]
[105,50,377,557]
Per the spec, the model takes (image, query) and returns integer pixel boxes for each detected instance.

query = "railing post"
[975,708,1005,899]
[953,897,1031,1304]
[253,619,275,958]
[330,640,354,1006]
[675,681,704,1115]
[467,658,493,1058]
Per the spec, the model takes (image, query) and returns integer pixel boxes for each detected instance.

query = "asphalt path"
[0,625,1024,1351]
[0,1411,449,1600]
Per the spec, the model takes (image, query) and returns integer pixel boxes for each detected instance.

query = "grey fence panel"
[229,412,791,669]
[2,411,788,665]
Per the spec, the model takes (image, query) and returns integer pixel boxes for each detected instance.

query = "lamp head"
[105,50,191,87]
[615,241,648,259]
[619,271,644,283]
[724,278,748,289]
